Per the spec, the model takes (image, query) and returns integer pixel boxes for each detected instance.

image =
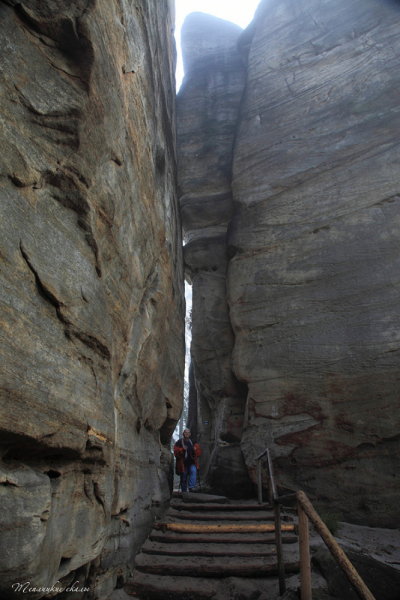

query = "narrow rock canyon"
[177,12,254,498]
[1,0,400,598]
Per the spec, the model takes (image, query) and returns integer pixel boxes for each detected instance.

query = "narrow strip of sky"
[174,0,260,90]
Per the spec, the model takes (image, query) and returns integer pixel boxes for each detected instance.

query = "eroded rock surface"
[229,0,400,526]
[0,0,184,597]
[177,12,253,497]
[179,0,400,526]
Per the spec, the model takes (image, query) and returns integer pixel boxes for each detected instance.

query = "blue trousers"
[181,463,197,492]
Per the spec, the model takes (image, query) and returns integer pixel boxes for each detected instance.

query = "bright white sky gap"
[174,0,260,90]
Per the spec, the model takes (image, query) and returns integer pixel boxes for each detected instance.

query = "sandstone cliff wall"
[0,1,184,597]
[179,0,400,526]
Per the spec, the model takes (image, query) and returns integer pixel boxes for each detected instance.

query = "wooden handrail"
[255,448,269,461]
[266,448,278,500]
[296,491,376,600]
[256,447,285,594]
[256,447,268,505]
[259,449,376,600]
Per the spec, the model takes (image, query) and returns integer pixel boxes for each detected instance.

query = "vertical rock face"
[177,13,254,497]
[230,0,400,526]
[179,0,400,527]
[0,1,184,597]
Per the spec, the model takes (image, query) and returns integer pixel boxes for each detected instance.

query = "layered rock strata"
[229,0,400,527]
[180,0,400,527]
[0,1,184,598]
[177,12,254,497]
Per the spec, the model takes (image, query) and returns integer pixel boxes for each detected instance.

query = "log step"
[134,553,300,579]
[154,522,296,534]
[126,500,300,598]
[170,502,272,511]
[125,573,216,600]
[149,532,298,545]
[165,511,277,522]
[142,540,277,558]
[173,492,229,504]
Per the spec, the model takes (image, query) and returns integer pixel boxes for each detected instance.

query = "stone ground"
[310,520,400,571]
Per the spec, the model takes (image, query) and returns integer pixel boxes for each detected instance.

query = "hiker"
[174,428,201,492]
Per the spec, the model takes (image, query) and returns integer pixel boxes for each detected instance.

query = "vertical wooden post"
[257,459,262,505]
[274,501,286,595]
[298,502,312,600]
[296,491,376,600]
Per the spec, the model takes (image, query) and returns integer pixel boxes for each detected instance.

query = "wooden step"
[165,511,277,522]
[154,522,296,534]
[149,532,298,545]
[127,492,300,599]
[125,573,216,600]
[142,540,277,558]
[170,502,272,511]
[173,492,229,504]
[134,553,300,578]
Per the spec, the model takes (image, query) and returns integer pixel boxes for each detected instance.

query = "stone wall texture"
[178,0,400,527]
[0,1,184,598]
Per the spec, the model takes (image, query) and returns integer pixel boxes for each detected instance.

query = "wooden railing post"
[266,449,286,595]
[296,491,376,600]
[298,502,312,600]
[255,448,268,504]
[257,458,262,505]
[274,500,286,595]
[254,449,376,600]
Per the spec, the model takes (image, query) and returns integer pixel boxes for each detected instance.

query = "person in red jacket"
[174,428,201,492]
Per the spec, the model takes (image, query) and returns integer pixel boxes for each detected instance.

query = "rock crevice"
[177,12,254,499]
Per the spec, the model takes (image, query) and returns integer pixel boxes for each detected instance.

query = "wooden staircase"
[125,493,300,600]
